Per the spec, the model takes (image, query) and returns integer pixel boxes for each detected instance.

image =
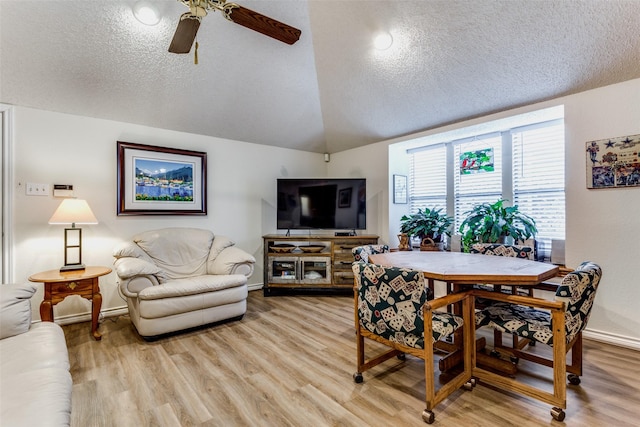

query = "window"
[408,144,447,212]
[407,116,565,260]
[453,134,503,230]
[511,120,565,257]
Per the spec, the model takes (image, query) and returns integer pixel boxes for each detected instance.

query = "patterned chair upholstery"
[473,261,602,421]
[469,243,534,260]
[352,262,474,424]
[351,244,390,262]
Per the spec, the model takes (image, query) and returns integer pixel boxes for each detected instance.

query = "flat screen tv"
[277,178,366,231]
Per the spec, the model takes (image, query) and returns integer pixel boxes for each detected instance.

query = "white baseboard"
[48,306,129,326]
[583,328,640,351]
[248,283,263,292]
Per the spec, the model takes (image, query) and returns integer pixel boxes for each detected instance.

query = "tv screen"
[277,178,366,230]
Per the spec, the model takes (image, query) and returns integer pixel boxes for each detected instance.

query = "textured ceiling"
[2,0,640,154]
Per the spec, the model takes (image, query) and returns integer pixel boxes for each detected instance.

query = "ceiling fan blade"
[168,14,201,53]
[226,5,301,45]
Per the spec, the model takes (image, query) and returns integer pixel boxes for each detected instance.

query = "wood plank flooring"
[64,291,640,426]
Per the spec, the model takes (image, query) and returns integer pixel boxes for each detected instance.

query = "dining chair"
[473,261,602,421]
[352,262,475,424]
[468,242,538,353]
[469,242,535,260]
[351,244,390,263]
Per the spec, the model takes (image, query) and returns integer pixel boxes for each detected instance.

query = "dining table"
[368,250,560,374]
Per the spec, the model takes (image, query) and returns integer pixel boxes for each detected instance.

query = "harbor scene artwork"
[134,158,194,202]
[117,141,207,216]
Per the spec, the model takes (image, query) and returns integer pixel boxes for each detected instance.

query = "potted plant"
[400,207,454,251]
[458,198,537,252]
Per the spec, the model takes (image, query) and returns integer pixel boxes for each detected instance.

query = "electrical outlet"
[26,183,49,196]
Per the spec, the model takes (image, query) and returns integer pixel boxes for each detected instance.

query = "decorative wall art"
[586,133,640,189]
[393,174,408,204]
[460,148,494,174]
[117,141,207,215]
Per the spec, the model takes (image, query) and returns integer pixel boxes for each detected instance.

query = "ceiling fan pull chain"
[194,40,199,65]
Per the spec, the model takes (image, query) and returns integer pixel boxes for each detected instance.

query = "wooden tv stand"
[262,234,379,295]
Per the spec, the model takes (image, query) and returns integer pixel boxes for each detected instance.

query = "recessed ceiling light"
[133,1,160,26]
[373,32,393,50]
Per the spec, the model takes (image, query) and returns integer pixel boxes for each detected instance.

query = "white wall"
[10,107,328,322]
[331,78,640,349]
[564,79,640,347]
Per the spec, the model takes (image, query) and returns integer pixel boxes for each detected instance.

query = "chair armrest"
[0,283,37,339]
[114,257,164,298]
[471,289,565,311]
[425,290,472,311]
[118,275,161,298]
[208,246,256,277]
[114,257,163,279]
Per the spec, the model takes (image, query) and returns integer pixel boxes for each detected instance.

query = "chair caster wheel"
[422,409,435,424]
[353,373,363,383]
[568,374,581,385]
[551,407,565,421]
[490,350,500,358]
[510,356,519,364]
[397,353,406,361]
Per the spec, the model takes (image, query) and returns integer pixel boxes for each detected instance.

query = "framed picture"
[338,188,352,208]
[393,174,407,204]
[117,141,207,216]
[586,134,640,189]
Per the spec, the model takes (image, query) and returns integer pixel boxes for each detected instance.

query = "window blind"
[409,144,447,213]
[512,122,565,258]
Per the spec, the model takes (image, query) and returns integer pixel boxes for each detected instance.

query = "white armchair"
[113,228,255,338]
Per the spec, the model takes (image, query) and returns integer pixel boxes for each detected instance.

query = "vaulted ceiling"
[2,0,639,154]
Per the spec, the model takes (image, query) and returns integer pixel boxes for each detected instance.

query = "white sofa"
[113,228,256,338]
[0,282,72,427]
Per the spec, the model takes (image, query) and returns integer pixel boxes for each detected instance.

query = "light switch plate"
[26,183,49,196]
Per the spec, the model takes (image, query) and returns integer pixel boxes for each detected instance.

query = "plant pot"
[420,237,443,251]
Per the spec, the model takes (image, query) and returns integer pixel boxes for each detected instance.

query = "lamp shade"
[48,199,98,225]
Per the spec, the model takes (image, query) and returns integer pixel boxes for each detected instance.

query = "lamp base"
[60,263,86,272]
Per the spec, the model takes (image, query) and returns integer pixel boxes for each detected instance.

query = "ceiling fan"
[168,0,301,54]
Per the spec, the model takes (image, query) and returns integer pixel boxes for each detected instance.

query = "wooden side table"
[29,266,112,340]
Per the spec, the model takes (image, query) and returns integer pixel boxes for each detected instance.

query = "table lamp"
[48,199,98,271]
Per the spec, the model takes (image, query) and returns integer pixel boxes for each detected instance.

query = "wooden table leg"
[40,300,53,321]
[438,337,486,371]
[91,280,102,341]
[40,282,53,321]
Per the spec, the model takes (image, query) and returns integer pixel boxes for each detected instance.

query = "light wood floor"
[64,290,640,427]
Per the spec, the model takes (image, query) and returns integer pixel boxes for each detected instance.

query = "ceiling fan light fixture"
[133,1,161,26]
[373,32,393,50]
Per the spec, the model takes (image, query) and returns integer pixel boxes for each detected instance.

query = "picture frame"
[586,133,640,189]
[393,174,408,204]
[117,141,207,216]
[338,187,352,208]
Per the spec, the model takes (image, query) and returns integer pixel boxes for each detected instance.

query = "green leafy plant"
[458,198,537,251]
[400,207,454,243]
